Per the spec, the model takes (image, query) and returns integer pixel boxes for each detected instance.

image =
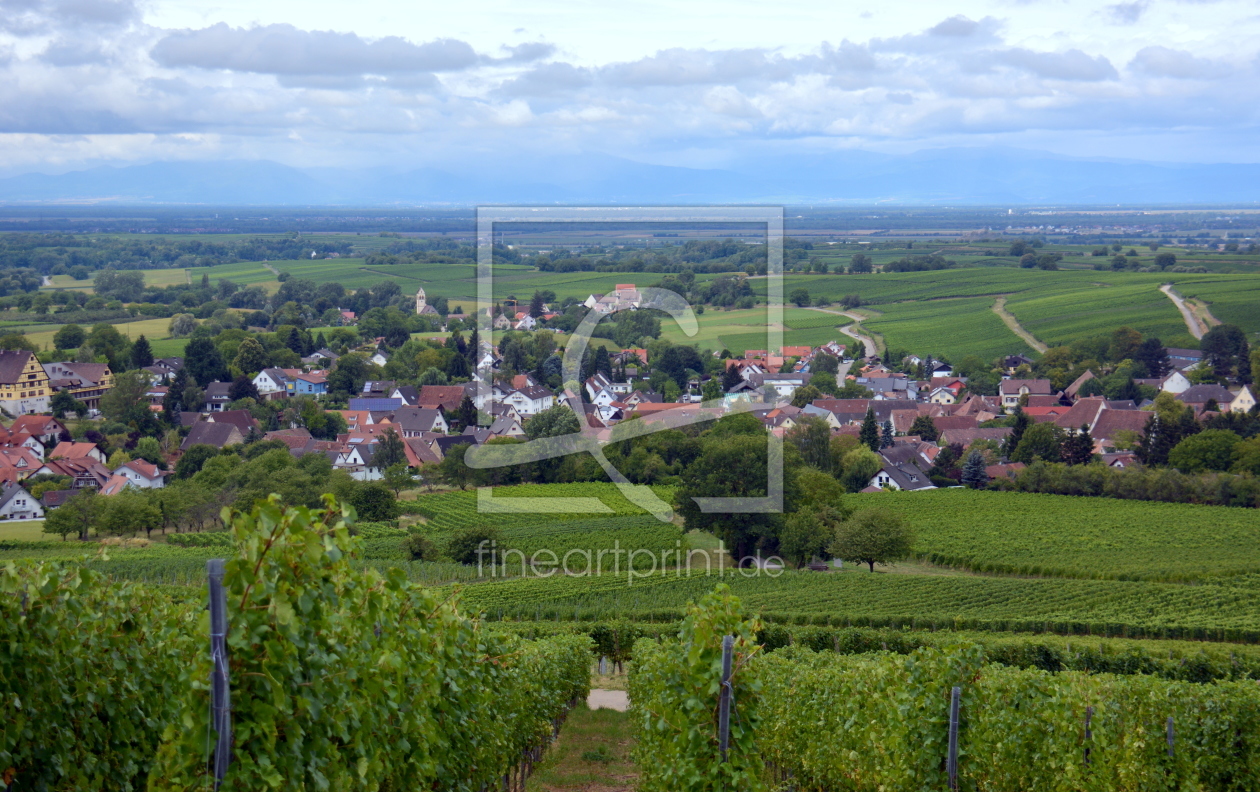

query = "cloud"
[495,62,592,97]
[1129,46,1228,78]
[1,0,139,35]
[994,48,1119,81]
[151,24,479,76]
[928,15,983,37]
[1105,2,1148,24]
[495,42,556,63]
[601,48,794,87]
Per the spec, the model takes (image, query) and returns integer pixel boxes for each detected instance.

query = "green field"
[868,489,1260,582]
[862,296,1032,360]
[0,520,46,541]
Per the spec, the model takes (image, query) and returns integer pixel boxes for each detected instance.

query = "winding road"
[806,307,879,357]
[992,295,1048,354]
[1160,284,1219,340]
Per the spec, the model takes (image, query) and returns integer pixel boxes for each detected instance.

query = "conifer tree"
[860,407,880,452]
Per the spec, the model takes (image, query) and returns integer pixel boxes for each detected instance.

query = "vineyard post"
[1084,706,1093,767]
[718,634,734,763]
[947,686,961,791]
[208,559,233,789]
[1166,716,1174,758]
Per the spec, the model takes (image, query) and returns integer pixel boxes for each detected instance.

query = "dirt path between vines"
[1160,284,1220,340]
[992,295,1048,354]
[806,307,879,357]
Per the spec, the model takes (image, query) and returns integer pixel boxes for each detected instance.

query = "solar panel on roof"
[348,398,403,411]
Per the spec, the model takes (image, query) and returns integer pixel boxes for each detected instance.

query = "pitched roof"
[0,350,35,384]
[418,385,467,410]
[99,474,131,496]
[940,427,1013,447]
[181,421,243,450]
[41,489,74,507]
[1090,409,1151,441]
[1065,369,1097,398]
[49,441,99,459]
[209,409,259,435]
[1052,397,1109,431]
[10,415,64,436]
[1178,384,1235,404]
[264,428,313,450]
[120,459,163,480]
[349,397,404,412]
[999,378,1053,396]
[204,382,233,399]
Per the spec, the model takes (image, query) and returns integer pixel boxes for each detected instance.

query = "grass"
[0,520,46,541]
[862,295,1032,361]
[22,316,175,351]
[526,705,637,792]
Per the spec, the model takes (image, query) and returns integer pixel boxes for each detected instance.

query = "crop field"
[453,566,1260,640]
[862,296,1031,361]
[866,489,1260,582]
[1004,280,1195,348]
[408,482,677,531]
[22,316,175,351]
[1174,275,1260,340]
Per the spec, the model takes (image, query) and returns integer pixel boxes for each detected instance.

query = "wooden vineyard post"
[947,686,961,791]
[1084,706,1093,768]
[208,559,233,789]
[718,634,734,763]
[1167,716,1175,758]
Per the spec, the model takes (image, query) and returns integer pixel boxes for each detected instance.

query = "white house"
[116,459,167,489]
[1231,385,1257,414]
[0,482,43,520]
[502,385,557,416]
[514,314,538,331]
[1160,370,1192,395]
[252,368,293,397]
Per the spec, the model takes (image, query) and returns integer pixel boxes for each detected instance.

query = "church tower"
[415,287,427,314]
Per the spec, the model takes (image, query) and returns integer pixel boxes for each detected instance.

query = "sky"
[0,0,1257,176]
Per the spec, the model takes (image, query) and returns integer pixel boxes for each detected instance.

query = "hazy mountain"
[1,149,1257,205]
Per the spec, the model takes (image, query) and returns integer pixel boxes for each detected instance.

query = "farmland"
[873,489,1260,582]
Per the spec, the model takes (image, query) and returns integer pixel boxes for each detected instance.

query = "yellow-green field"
[22,316,175,352]
[0,520,47,541]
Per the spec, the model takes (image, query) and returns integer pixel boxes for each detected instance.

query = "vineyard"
[406,482,677,530]
[0,496,591,791]
[629,588,1260,792]
[455,566,1260,641]
[867,489,1260,582]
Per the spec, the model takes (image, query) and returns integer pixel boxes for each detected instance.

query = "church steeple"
[414,288,427,314]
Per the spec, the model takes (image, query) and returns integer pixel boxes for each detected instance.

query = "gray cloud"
[929,15,983,37]
[496,42,556,63]
[1,0,138,35]
[994,48,1118,81]
[1106,2,1148,24]
[496,62,592,97]
[151,24,479,76]
[1129,45,1228,78]
[601,48,794,87]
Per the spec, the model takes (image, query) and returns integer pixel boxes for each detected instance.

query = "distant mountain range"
[1,149,1258,205]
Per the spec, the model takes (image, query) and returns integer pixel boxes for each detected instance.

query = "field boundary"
[1160,284,1220,340]
[992,295,1047,353]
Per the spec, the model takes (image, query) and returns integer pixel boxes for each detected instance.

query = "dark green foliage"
[860,407,879,452]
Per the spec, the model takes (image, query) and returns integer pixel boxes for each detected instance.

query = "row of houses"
[0,350,116,416]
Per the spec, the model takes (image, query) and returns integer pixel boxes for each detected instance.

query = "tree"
[1202,324,1249,380]
[42,490,101,541]
[50,389,87,418]
[130,335,154,369]
[529,291,545,318]
[702,378,723,403]
[828,507,914,572]
[53,323,86,350]
[169,313,198,338]
[780,511,831,568]
[100,369,155,429]
[721,363,743,392]
[524,404,580,439]
[1168,429,1242,473]
[382,463,416,496]
[840,446,882,492]
[455,395,478,431]
[1003,407,1031,456]
[835,380,874,399]
[1154,252,1177,268]
[789,288,811,307]
[676,434,796,563]
[880,419,894,449]
[859,407,880,452]
[372,428,408,470]
[99,490,162,538]
[908,415,938,442]
[348,482,398,521]
[960,450,989,489]
[1062,425,1096,466]
[1134,337,1171,379]
[232,337,270,376]
[849,254,873,274]
[176,444,220,479]
[228,375,260,402]
[1010,422,1063,464]
[184,337,228,386]
[785,416,832,472]
[438,442,476,490]
[134,436,164,467]
[447,526,503,566]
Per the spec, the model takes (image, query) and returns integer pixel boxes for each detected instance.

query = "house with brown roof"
[42,361,113,410]
[9,415,67,447]
[207,409,259,437]
[49,441,106,464]
[999,378,1053,409]
[0,350,51,415]
[115,459,167,489]
[417,385,468,412]
[181,421,244,451]
[1090,409,1151,452]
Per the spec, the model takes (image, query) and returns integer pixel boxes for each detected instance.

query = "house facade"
[0,350,51,415]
